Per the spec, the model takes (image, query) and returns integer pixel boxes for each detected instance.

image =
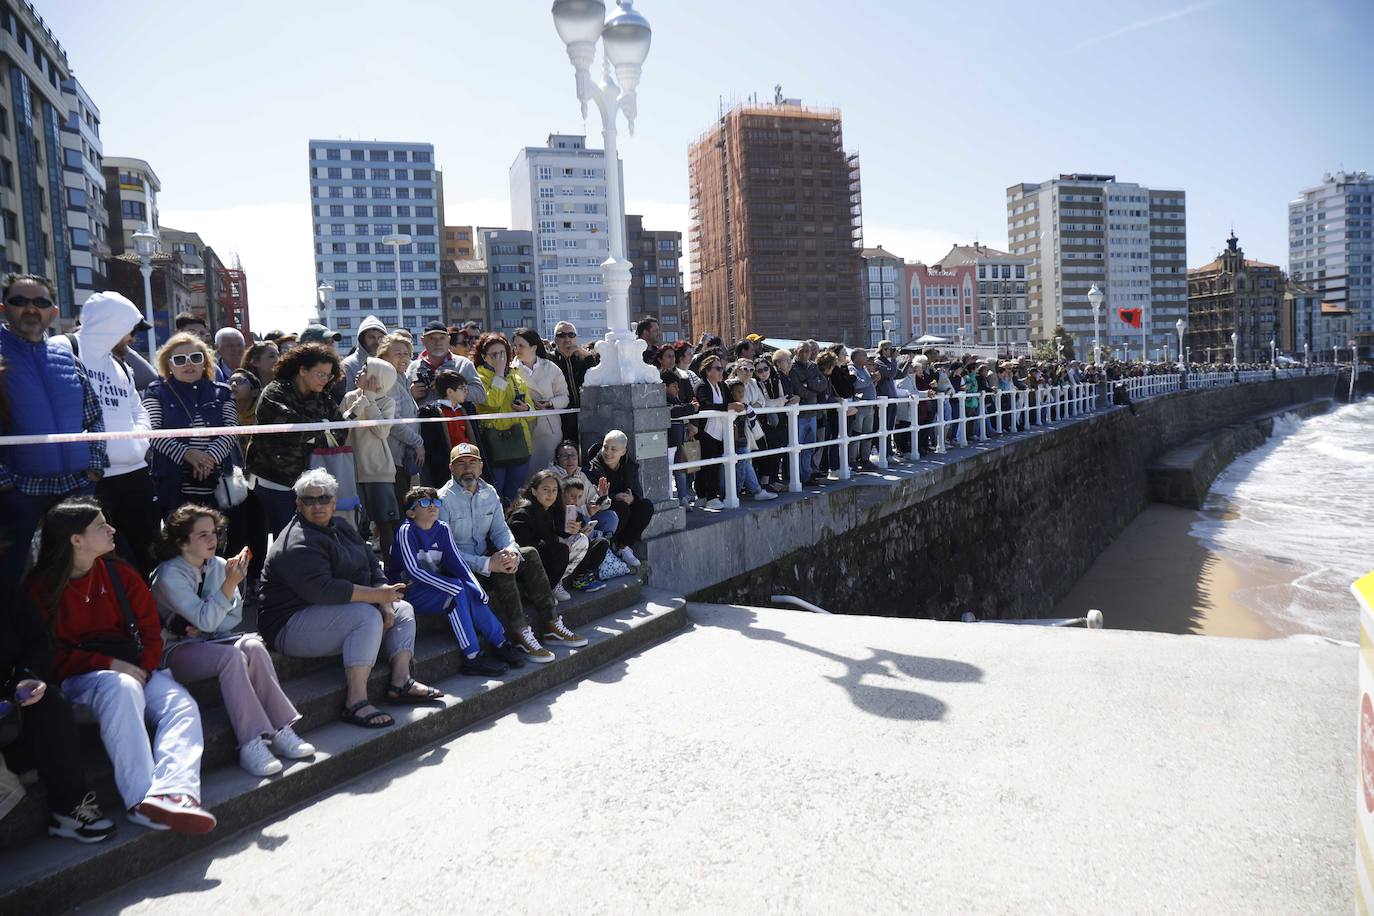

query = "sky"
[40,0,1374,333]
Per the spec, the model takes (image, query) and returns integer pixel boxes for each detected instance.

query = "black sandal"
[386,677,444,704]
[340,700,393,728]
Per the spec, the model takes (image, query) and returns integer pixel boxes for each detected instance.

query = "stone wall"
[645,375,1336,620]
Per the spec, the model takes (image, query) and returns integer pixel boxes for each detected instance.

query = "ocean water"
[1191,398,1374,641]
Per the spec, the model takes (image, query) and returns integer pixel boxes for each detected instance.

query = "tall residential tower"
[688,99,864,344]
[307,139,442,350]
[1008,174,1186,358]
[1288,170,1373,360]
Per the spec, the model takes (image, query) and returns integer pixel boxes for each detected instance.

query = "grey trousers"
[275,600,416,669]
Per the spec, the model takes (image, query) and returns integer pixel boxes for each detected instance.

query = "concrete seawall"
[1146,398,1333,508]
[646,375,1336,620]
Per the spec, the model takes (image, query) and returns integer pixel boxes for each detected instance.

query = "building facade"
[107,251,193,352]
[509,134,614,337]
[905,263,976,347]
[59,76,107,311]
[1288,169,1373,360]
[1185,233,1284,363]
[443,257,489,329]
[627,214,684,341]
[0,3,77,319]
[687,100,865,344]
[102,156,159,257]
[442,225,475,260]
[307,139,443,350]
[478,228,535,333]
[935,243,1031,354]
[1008,174,1187,358]
[860,246,905,346]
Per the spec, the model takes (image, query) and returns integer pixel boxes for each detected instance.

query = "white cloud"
[160,201,315,335]
[1074,0,1223,49]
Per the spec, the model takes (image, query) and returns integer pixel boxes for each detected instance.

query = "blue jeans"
[735,441,762,495]
[488,460,530,504]
[256,483,298,540]
[0,483,92,584]
[797,415,817,480]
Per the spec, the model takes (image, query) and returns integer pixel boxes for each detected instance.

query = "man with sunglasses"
[0,274,109,583]
[406,320,484,408]
[549,321,596,443]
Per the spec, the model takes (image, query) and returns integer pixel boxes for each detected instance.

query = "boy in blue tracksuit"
[388,487,526,677]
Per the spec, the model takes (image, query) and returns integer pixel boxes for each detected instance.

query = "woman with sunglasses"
[691,356,743,510]
[143,333,239,519]
[150,504,313,778]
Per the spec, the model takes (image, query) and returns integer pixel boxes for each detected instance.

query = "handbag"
[309,430,360,512]
[676,439,701,465]
[483,423,531,467]
[598,549,632,581]
[215,462,249,509]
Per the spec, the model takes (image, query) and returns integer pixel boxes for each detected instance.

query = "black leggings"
[607,497,654,547]
[694,433,725,500]
[1,689,89,814]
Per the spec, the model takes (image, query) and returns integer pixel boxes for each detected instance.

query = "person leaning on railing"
[691,355,738,509]
[245,343,347,538]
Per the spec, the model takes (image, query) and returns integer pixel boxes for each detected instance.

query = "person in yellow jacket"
[473,333,533,503]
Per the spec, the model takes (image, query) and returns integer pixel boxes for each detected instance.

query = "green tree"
[1034,326,1077,361]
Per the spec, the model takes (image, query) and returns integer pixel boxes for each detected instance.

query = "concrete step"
[0,566,649,853]
[0,590,685,913]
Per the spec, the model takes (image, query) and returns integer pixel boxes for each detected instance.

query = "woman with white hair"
[583,430,653,568]
[256,469,441,729]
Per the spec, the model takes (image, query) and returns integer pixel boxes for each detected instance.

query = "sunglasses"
[170,352,206,367]
[298,494,333,506]
[6,295,53,309]
[555,331,577,339]
[409,497,441,510]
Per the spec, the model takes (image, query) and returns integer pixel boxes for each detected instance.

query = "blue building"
[307,139,443,350]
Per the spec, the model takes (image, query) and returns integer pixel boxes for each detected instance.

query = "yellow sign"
[1355,570,1374,914]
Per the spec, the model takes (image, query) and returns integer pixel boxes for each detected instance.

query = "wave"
[1190,400,1374,641]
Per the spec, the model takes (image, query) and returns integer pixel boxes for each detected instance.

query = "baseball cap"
[450,442,482,462]
[300,324,341,344]
[134,318,153,332]
[422,320,449,336]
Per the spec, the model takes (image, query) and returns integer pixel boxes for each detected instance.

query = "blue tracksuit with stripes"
[387,519,506,657]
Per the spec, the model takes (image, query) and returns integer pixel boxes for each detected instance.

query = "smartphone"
[13,683,37,703]
[583,519,598,531]
[565,505,579,528]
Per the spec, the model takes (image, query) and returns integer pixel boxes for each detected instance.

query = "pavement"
[90,604,1355,915]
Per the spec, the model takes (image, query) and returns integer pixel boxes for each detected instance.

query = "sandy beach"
[1054,503,1299,639]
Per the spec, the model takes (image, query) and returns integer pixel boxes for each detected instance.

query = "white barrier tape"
[0,408,579,447]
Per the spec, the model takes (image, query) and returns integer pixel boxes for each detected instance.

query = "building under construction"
[687,97,864,344]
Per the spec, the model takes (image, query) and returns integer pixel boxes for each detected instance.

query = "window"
[538,166,553,180]
[394,169,408,180]
[63,147,83,169]
[373,187,391,199]
[373,205,392,218]
[70,227,90,248]
[419,279,438,290]
[393,150,408,162]
[413,151,431,162]
[326,148,341,160]
[416,242,436,254]
[416,206,434,217]
[370,150,388,161]
[329,187,343,198]
[355,242,371,254]
[65,187,87,209]
[73,266,93,286]
[400,279,415,291]
[327,167,342,179]
[350,149,364,161]
[351,168,365,180]
[356,262,371,273]
[414,169,431,181]
[396,206,411,217]
[399,261,413,272]
[354,224,369,235]
[329,205,345,217]
[331,243,347,254]
[121,199,146,222]
[354,205,368,217]
[333,261,348,272]
[371,169,389,180]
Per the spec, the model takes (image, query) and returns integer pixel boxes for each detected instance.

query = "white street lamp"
[132,225,159,353]
[552,0,659,386]
[1054,336,1063,361]
[1304,341,1309,368]
[316,280,334,325]
[956,326,966,352]
[1231,331,1238,369]
[882,317,892,343]
[1175,318,1185,371]
[1269,337,1276,367]
[1087,284,1103,366]
[383,233,412,333]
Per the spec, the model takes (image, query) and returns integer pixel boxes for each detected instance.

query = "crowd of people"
[0,270,1294,849]
[0,274,656,845]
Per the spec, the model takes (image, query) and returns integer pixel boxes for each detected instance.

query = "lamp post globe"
[601,0,651,94]
[552,0,607,45]
[132,226,159,352]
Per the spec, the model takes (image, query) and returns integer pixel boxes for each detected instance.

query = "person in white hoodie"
[66,293,160,574]
[341,356,400,555]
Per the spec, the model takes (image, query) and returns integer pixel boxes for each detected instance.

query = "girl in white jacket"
[341,357,399,552]
[511,329,570,472]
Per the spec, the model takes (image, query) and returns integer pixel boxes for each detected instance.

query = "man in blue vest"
[0,274,109,581]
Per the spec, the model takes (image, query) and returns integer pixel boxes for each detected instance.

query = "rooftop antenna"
[774,83,783,104]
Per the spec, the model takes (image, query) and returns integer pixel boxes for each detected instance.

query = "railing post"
[722,412,739,509]
[837,400,852,480]
[954,395,968,448]
[936,393,948,454]
[787,404,802,493]
[876,398,889,469]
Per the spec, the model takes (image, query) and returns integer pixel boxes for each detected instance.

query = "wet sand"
[1055,504,1297,639]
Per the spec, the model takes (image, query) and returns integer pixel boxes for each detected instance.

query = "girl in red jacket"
[25,498,215,835]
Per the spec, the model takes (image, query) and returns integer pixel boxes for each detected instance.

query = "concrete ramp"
[89,603,1355,914]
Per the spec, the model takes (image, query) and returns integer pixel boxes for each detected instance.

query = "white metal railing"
[668,368,1339,510]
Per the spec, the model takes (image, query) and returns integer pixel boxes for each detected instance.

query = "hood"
[365,356,397,393]
[357,314,387,343]
[76,292,144,355]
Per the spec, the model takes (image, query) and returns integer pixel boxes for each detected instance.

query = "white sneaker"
[752,490,778,501]
[692,496,711,509]
[617,546,641,568]
[704,498,725,511]
[552,583,572,603]
[126,807,171,832]
[270,725,315,760]
[240,737,284,777]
